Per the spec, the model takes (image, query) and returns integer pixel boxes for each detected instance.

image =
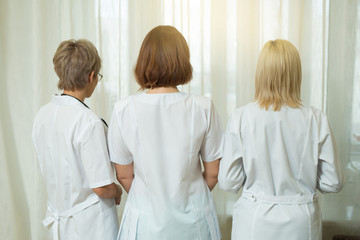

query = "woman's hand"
[92,182,122,203]
[115,184,122,205]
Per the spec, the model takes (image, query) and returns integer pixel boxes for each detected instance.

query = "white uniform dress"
[218,102,344,240]
[108,92,223,240]
[32,95,119,240]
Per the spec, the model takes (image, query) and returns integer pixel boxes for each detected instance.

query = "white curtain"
[1,0,359,239]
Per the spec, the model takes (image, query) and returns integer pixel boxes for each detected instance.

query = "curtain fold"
[0,0,359,239]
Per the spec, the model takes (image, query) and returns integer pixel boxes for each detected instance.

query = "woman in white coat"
[218,39,344,240]
[108,25,223,240]
[32,39,122,240]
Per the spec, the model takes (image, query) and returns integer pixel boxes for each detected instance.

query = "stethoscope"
[61,94,108,127]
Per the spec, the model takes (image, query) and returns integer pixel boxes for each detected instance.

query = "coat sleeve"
[316,112,344,193]
[218,112,246,194]
[199,100,224,162]
[108,103,134,165]
[79,121,115,189]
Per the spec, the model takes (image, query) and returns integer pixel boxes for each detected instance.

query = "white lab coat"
[32,95,119,240]
[218,102,344,240]
[108,92,223,240]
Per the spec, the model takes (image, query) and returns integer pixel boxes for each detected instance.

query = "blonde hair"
[255,39,302,111]
[53,39,101,90]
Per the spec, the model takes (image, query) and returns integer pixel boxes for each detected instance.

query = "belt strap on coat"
[42,194,100,240]
[242,191,318,205]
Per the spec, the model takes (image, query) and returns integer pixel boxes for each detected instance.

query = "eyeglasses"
[97,73,103,81]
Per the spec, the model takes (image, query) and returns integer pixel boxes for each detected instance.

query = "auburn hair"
[135,25,193,90]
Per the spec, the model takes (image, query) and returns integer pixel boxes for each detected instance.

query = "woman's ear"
[89,71,95,83]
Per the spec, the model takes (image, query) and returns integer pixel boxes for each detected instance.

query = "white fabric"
[1,1,360,240]
[32,95,119,240]
[108,92,223,240]
[42,194,99,240]
[218,102,344,240]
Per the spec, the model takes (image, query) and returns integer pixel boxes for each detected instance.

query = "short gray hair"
[53,39,101,90]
